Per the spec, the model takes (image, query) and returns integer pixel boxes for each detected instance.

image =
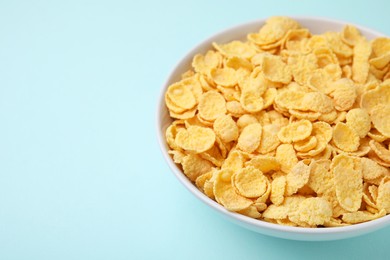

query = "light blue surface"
[1,0,390,259]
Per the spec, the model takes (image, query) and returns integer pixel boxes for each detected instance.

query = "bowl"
[156,16,390,241]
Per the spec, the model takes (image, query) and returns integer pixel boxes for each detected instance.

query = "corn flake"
[213,41,256,59]
[332,122,360,152]
[213,115,239,143]
[182,154,214,182]
[245,155,281,173]
[369,140,390,163]
[342,209,386,224]
[377,178,390,213]
[237,123,262,153]
[294,136,318,152]
[285,160,311,196]
[332,155,363,212]
[276,144,298,173]
[257,124,281,154]
[192,50,222,75]
[270,175,286,206]
[345,108,371,138]
[352,39,372,83]
[213,169,253,211]
[175,126,216,153]
[277,119,312,143]
[210,67,238,87]
[198,91,227,121]
[370,104,390,138]
[298,197,332,226]
[233,166,269,198]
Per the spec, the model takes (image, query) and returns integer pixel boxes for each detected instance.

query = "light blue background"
[1,0,389,259]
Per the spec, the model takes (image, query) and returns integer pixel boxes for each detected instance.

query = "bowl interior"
[157,16,390,241]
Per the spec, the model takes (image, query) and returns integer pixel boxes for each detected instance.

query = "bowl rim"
[156,16,390,238]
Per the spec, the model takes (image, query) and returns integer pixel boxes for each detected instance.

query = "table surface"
[1,0,390,259]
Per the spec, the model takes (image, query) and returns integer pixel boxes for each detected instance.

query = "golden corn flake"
[248,16,300,47]
[307,69,334,94]
[236,114,258,130]
[369,140,390,163]
[200,145,224,167]
[165,92,187,114]
[352,39,372,84]
[369,184,379,202]
[182,154,214,182]
[311,145,333,161]
[213,115,239,143]
[285,160,311,196]
[169,107,197,120]
[301,92,334,114]
[377,178,390,213]
[240,88,264,113]
[283,196,308,226]
[297,122,333,157]
[257,124,281,154]
[345,108,371,138]
[262,88,278,109]
[325,31,353,58]
[361,157,388,181]
[307,159,333,195]
[164,16,390,227]
[342,209,386,224]
[238,205,262,219]
[298,197,332,226]
[198,91,227,121]
[288,109,321,122]
[166,124,183,150]
[237,123,262,153]
[245,155,281,173]
[368,129,388,143]
[371,38,390,58]
[341,25,363,46]
[168,150,186,164]
[192,50,221,75]
[288,53,318,85]
[226,100,245,117]
[294,136,318,153]
[210,67,238,87]
[233,166,269,198]
[203,179,215,199]
[175,125,216,153]
[332,122,360,152]
[213,169,253,211]
[318,110,338,124]
[166,81,197,110]
[329,78,357,111]
[370,38,390,70]
[195,170,214,191]
[370,104,390,138]
[270,175,286,206]
[225,56,253,71]
[277,119,312,143]
[213,41,256,59]
[262,54,292,84]
[276,144,298,173]
[221,150,244,172]
[274,89,305,111]
[255,178,272,204]
[361,81,390,113]
[332,155,363,212]
[262,204,289,220]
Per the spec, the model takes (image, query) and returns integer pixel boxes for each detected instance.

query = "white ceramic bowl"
[156,16,390,241]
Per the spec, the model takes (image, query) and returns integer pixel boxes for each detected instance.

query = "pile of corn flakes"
[164,17,390,227]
